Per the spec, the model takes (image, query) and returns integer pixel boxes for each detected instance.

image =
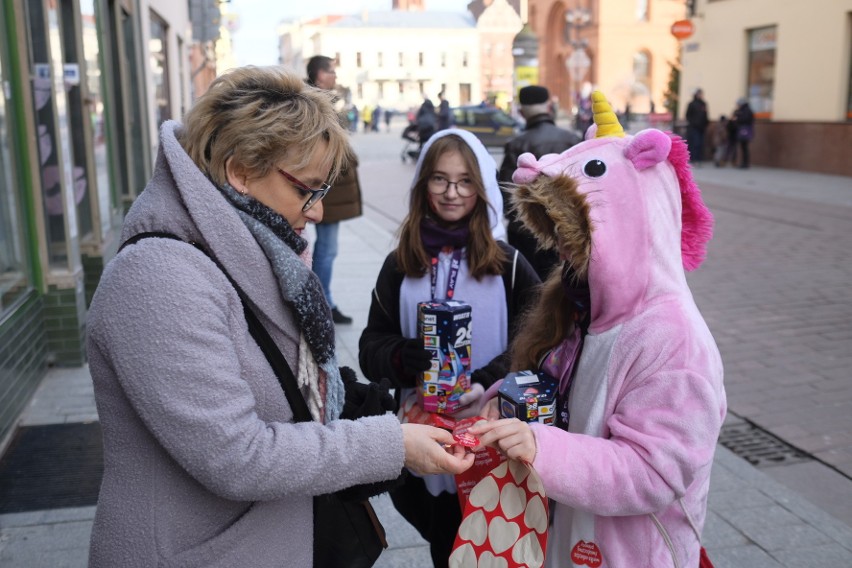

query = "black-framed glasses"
[277,168,332,212]
[426,174,477,198]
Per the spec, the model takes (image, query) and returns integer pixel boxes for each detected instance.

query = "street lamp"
[564,7,592,118]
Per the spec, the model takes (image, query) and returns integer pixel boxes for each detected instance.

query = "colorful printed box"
[417,300,472,414]
[498,371,559,424]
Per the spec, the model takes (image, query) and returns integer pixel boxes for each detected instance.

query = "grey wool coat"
[86,121,405,568]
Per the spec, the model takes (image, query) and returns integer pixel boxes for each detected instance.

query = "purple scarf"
[420,217,470,257]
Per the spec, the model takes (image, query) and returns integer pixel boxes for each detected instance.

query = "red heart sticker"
[570,540,602,567]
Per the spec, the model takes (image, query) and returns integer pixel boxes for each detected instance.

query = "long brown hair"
[510,268,576,370]
[396,135,506,278]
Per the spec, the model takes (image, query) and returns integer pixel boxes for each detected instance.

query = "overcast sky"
[227,0,469,66]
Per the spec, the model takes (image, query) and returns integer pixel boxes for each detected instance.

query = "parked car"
[450,105,521,147]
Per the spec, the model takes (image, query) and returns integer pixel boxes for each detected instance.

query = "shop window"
[747,26,776,118]
[79,0,116,238]
[23,0,73,267]
[0,14,32,312]
[150,11,171,126]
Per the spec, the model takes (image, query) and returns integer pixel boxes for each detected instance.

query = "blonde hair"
[396,135,506,279]
[179,65,352,187]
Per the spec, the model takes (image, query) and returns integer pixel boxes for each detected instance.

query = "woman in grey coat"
[86,66,473,568]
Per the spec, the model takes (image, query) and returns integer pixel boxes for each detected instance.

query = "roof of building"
[329,11,476,29]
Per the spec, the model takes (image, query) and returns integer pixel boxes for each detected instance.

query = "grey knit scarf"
[218,181,344,423]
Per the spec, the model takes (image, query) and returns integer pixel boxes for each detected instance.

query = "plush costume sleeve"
[530,317,724,516]
[358,252,413,388]
[88,240,405,501]
[472,244,541,389]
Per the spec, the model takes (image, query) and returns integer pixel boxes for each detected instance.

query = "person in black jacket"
[359,129,540,568]
[685,88,710,165]
[733,97,755,169]
[499,85,582,280]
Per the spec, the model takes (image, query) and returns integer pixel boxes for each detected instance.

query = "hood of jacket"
[121,120,293,332]
[412,128,507,242]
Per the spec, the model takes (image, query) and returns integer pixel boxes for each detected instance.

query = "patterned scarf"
[218,182,344,423]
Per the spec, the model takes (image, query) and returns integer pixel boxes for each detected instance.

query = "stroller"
[400,121,420,163]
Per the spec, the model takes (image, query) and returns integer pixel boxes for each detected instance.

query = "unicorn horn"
[592,91,625,138]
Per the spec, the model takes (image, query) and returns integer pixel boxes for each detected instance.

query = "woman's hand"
[478,397,500,421]
[449,383,485,419]
[469,419,537,464]
[401,423,475,475]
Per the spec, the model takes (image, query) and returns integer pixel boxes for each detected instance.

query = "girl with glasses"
[86,66,473,568]
[359,130,541,567]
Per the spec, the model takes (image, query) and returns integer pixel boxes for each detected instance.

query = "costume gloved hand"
[340,367,396,420]
[399,338,432,378]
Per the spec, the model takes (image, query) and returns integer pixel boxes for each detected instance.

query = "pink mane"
[666,133,714,271]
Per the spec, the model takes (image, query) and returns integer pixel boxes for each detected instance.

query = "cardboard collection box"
[417,300,472,414]
[498,371,559,424]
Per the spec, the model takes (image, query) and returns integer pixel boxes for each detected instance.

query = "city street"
[1,119,851,567]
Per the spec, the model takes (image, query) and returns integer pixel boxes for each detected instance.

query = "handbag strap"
[119,231,313,423]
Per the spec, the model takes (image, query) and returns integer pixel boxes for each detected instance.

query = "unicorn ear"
[584,124,597,140]
[624,129,672,170]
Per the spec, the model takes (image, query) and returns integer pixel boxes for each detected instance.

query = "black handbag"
[120,232,388,568]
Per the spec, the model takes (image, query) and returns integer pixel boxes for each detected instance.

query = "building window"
[398,81,404,95]
[747,26,776,118]
[483,43,491,55]
[636,0,649,21]
[149,11,171,126]
[633,51,650,86]
[378,52,383,67]
[378,81,384,98]
[357,83,363,98]
[357,52,362,67]
[441,53,446,67]
[462,52,468,67]
[418,52,424,66]
[398,52,404,66]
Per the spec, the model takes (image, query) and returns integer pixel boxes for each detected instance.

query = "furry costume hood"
[509,92,713,333]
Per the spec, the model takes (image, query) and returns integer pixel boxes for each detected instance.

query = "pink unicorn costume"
[509,92,726,567]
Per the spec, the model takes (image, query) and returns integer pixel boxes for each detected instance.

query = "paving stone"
[705,544,784,568]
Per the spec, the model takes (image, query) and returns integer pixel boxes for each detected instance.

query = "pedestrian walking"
[711,115,730,167]
[362,103,373,133]
[470,91,724,568]
[499,85,582,280]
[384,108,393,131]
[348,104,359,133]
[437,92,451,131]
[733,97,755,169]
[372,105,382,132]
[85,65,473,568]
[725,109,739,165]
[416,95,437,151]
[359,129,540,568]
[685,88,710,164]
[307,55,361,324]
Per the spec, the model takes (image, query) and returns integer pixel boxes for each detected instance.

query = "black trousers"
[389,475,462,568]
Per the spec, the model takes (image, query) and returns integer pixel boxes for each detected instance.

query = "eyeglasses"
[426,174,477,198]
[277,168,331,212]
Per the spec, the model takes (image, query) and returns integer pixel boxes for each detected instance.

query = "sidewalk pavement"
[2,165,852,567]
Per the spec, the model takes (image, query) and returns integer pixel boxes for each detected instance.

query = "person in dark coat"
[307,55,362,324]
[685,88,710,165]
[437,91,452,131]
[416,96,437,151]
[733,97,755,169]
[499,85,583,279]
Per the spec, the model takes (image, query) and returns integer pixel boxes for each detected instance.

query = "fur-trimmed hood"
[508,109,713,334]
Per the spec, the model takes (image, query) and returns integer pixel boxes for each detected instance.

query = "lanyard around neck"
[429,247,463,300]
